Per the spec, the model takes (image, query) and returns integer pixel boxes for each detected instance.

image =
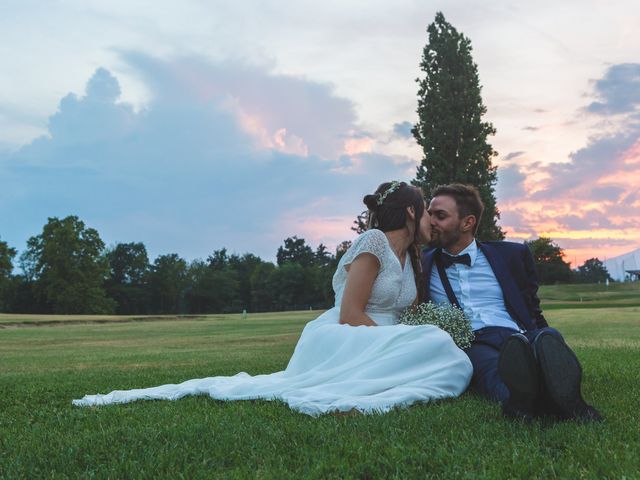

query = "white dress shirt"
[429,240,521,332]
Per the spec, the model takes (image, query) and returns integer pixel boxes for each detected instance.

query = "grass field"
[1,284,639,478]
[539,282,640,310]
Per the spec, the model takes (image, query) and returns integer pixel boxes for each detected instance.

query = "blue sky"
[2,1,640,265]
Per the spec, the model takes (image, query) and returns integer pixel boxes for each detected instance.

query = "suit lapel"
[422,249,435,295]
[478,242,531,329]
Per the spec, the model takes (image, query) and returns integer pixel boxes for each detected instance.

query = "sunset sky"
[1,1,639,266]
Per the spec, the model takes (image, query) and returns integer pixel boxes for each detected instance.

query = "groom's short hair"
[432,184,484,234]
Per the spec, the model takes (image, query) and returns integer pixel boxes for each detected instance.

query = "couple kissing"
[74,181,601,423]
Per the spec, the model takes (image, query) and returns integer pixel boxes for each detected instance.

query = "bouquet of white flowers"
[398,302,474,349]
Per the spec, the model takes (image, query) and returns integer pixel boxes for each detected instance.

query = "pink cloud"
[273,206,357,254]
[498,124,640,265]
[343,136,374,156]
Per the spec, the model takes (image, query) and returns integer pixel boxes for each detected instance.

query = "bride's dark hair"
[363,181,426,302]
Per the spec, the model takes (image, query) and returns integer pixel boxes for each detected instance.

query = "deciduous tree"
[276,236,316,267]
[105,242,151,314]
[0,237,17,311]
[228,253,267,311]
[573,258,612,284]
[184,259,239,313]
[147,253,188,314]
[20,216,114,313]
[525,237,572,284]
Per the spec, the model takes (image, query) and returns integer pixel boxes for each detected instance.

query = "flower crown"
[376,181,402,206]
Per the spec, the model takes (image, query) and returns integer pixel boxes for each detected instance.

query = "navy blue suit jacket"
[421,241,548,332]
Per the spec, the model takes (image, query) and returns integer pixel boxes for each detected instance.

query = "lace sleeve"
[342,229,387,268]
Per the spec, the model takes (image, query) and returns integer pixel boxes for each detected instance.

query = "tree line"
[525,237,612,285]
[0,216,350,315]
[0,217,612,315]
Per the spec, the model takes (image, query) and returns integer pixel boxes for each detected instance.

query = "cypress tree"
[413,12,504,240]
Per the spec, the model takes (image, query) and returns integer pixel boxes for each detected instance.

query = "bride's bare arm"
[339,253,379,326]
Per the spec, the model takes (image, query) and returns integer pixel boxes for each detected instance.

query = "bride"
[73,181,473,416]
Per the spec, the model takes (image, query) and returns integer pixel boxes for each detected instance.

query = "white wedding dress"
[73,229,473,416]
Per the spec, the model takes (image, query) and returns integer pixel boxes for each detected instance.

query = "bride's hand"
[339,253,379,326]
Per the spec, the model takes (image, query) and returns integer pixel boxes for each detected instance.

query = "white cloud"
[0,55,414,262]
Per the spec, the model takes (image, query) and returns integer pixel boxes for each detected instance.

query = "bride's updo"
[363,181,425,234]
[363,181,426,301]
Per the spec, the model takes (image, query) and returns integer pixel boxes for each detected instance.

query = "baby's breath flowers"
[399,302,474,350]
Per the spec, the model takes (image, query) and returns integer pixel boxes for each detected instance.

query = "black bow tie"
[440,252,471,268]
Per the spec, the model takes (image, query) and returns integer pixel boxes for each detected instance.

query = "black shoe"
[534,332,603,423]
[498,333,540,419]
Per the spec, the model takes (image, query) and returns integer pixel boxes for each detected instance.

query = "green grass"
[0,313,217,326]
[1,288,639,478]
[539,281,640,309]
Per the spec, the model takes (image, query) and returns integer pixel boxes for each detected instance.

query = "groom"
[421,183,601,421]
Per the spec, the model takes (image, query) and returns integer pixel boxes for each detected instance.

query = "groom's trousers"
[465,326,564,403]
